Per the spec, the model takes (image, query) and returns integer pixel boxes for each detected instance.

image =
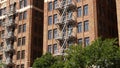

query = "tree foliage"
[32,53,56,68]
[84,38,120,68]
[64,45,86,68]
[32,38,120,68]
[50,56,64,68]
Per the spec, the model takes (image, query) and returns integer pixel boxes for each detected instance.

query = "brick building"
[43,0,118,55]
[0,0,43,68]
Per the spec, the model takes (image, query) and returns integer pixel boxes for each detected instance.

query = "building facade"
[43,0,118,55]
[0,0,43,68]
[116,0,120,45]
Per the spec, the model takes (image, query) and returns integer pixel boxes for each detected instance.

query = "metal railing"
[6,57,12,65]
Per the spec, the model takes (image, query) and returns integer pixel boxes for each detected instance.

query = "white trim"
[0,2,7,8]
[17,5,43,13]
[0,15,6,19]
[0,5,43,19]
[0,0,7,4]
[44,0,54,2]
[17,5,33,13]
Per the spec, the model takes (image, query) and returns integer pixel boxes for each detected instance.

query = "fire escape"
[1,3,16,68]
[55,0,76,56]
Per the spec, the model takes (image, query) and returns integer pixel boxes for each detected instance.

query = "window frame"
[22,37,26,45]
[84,20,89,32]
[77,7,82,17]
[53,44,57,54]
[84,37,89,46]
[83,5,88,16]
[21,50,25,59]
[48,2,53,11]
[48,30,52,40]
[78,38,82,45]
[17,51,20,60]
[53,29,57,38]
[48,45,52,53]
[18,38,22,46]
[78,22,82,33]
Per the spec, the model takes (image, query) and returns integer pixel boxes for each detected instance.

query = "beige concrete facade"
[116,0,120,45]
[0,0,43,68]
[43,0,118,54]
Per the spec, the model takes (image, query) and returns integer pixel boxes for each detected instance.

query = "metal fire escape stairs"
[55,0,76,56]
[0,3,16,68]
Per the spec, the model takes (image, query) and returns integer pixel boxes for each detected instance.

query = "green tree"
[50,56,64,68]
[0,62,6,68]
[32,38,120,68]
[32,53,56,68]
[84,38,120,68]
[64,38,120,68]
[64,45,86,68]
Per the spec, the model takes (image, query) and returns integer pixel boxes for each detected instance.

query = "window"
[84,37,89,46]
[53,14,57,24]
[1,30,4,34]
[77,7,82,17]
[2,7,6,15]
[63,13,66,22]
[63,29,66,36]
[18,24,26,33]
[68,0,72,3]
[54,0,57,9]
[18,38,21,46]
[23,11,27,19]
[68,40,73,47]
[1,30,4,37]
[53,29,57,38]
[18,37,26,46]
[18,25,22,33]
[10,4,15,12]
[23,24,26,32]
[53,44,57,54]
[17,51,20,60]
[21,64,24,68]
[0,9,2,16]
[24,0,27,7]
[0,31,1,38]
[48,30,52,40]
[19,11,27,20]
[0,42,4,48]
[48,45,52,53]
[68,11,72,19]
[84,5,88,16]
[21,50,25,59]
[9,16,13,22]
[19,13,22,20]
[20,0,27,9]
[48,2,52,11]
[3,19,5,24]
[0,20,2,26]
[68,25,72,36]
[0,8,6,15]
[0,55,2,61]
[62,0,66,5]
[78,38,82,45]
[22,37,26,45]
[20,0,23,9]
[84,20,89,32]
[48,16,52,25]
[77,0,81,2]
[78,22,82,33]
[16,65,20,68]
